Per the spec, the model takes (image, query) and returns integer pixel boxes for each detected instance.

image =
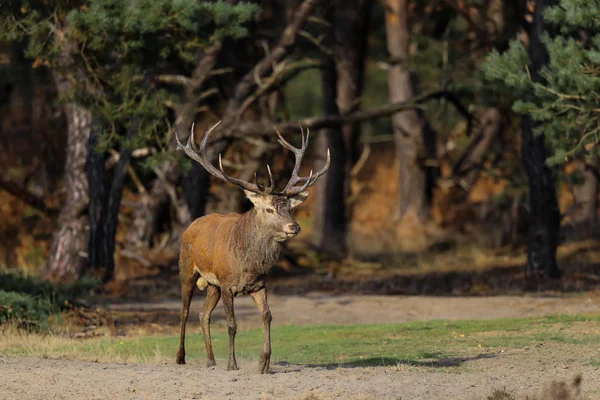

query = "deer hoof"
[259,358,270,374]
[206,359,216,367]
[176,350,186,365]
[227,361,239,371]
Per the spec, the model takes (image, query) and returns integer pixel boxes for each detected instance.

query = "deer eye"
[266,208,274,214]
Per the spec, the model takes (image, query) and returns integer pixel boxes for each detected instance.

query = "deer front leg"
[200,284,221,367]
[250,287,272,374]
[222,289,239,371]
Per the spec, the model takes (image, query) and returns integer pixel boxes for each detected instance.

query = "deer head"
[176,121,330,242]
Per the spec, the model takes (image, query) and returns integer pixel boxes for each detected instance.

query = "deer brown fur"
[175,121,329,373]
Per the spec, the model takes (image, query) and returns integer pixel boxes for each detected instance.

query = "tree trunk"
[384,0,436,223]
[334,0,371,167]
[311,58,347,256]
[43,102,91,281]
[85,119,107,272]
[333,0,371,255]
[571,158,599,236]
[98,125,134,282]
[521,0,560,279]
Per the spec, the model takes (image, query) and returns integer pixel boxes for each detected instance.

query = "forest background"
[0,0,599,298]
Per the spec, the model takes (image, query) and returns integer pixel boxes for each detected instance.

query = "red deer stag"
[175,121,329,373]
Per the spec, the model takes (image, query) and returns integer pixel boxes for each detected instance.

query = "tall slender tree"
[384,0,437,223]
[311,0,372,255]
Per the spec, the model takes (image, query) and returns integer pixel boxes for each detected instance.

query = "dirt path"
[108,291,600,331]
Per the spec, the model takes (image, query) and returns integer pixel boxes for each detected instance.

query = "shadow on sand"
[273,352,497,371]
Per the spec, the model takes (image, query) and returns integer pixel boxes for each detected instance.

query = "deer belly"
[194,264,221,290]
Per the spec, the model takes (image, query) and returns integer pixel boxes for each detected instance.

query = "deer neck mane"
[233,208,282,275]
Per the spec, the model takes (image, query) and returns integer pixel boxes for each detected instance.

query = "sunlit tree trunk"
[44,97,90,281]
[43,32,91,282]
[384,0,436,223]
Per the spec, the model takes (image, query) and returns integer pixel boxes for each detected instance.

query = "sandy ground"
[2,292,600,400]
[0,345,595,400]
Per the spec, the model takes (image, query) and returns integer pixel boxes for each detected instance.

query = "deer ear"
[289,191,310,208]
[243,190,264,206]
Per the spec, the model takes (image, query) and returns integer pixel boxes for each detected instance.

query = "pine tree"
[1,0,259,281]
[483,0,600,166]
[482,0,600,279]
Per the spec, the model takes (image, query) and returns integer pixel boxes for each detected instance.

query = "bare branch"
[105,147,156,169]
[237,58,323,118]
[0,175,56,217]
[225,0,324,116]
[131,74,193,87]
[298,30,333,55]
[229,89,469,138]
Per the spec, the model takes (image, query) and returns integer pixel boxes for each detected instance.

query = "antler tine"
[275,125,330,196]
[253,165,275,194]
[175,122,206,166]
[254,172,265,192]
[274,127,299,154]
[275,127,307,193]
[265,165,275,193]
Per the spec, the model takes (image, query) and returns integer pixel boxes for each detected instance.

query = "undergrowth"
[0,270,98,330]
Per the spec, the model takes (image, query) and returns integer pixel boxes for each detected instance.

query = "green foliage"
[0,290,56,329]
[1,0,259,155]
[0,271,98,329]
[0,270,98,306]
[481,0,600,166]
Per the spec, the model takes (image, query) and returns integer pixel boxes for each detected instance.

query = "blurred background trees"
[0,0,598,289]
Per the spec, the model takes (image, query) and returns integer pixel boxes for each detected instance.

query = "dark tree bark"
[98,125,134,282]
[182,162,210,220]
[309,0,371,255]
[334,0,371,166]
[86,117,134,282]
[311,58,347,255]
[384,0,437,223]
[521,0,561,279]
[85,119,107,271]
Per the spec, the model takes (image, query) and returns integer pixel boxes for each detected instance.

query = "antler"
[275,124,330,197]
[175,121,275,195]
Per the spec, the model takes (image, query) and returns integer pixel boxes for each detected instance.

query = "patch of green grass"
[2,314,599,367]
[588,359,600,367]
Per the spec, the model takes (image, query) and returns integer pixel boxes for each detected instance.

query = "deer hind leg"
[250,287,272,374]
[200,284,221,367]
[222,288,239,371]
[176,246,199,365]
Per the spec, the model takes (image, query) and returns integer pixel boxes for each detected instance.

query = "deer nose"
[287,223,300,234]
